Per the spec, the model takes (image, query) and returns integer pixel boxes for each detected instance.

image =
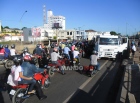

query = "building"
[44,10,65,30]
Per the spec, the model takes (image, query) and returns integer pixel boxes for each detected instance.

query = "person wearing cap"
[73,47,80,64]
[90,50,100,71]
[50,48,65,75]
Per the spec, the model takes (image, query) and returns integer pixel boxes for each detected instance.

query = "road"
[0,57,122,103]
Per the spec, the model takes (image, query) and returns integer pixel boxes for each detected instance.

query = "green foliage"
[110,31,117,35]
[4,26,10,29]
[53,36,57,40]
[22,27,27,30]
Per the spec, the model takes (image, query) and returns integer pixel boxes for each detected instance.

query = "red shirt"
[0,48,5,55]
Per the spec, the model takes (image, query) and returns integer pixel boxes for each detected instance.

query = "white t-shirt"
[10,49,16,56]
[73,50,79,58]
[132,45,136,51]
[14,65,23,81]
[7,65,20,86]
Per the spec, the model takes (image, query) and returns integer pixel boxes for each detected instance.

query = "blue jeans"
[18,79,36,92]
[64,53,70,60]
[90,62,100,70]
[52,61,64,74]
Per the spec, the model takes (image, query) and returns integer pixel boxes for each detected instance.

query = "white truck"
[94,34,128,59]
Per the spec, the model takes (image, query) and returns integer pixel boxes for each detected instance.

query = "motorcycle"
[80,65,97,77]
[0,58,8,65]
[47,58,65,77]
[9,71,50,103]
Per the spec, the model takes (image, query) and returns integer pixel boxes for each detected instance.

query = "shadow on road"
[67,58,124,103]
[0,69,11,103]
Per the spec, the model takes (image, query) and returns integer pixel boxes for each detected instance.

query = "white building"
[44,10,65,30]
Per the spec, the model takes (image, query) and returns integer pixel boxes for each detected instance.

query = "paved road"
[0,57,121,103]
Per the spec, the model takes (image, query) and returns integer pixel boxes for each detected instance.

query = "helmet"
[23,47,29,52]
[0,44,3,48]
[36,44,40,47]
[92,50,97,54]
[74,47,77,50]
[5,45,8,48]
[23,55,31,61]
[11,44,15,48]
[53,48,58,52]
[13,56,22,65]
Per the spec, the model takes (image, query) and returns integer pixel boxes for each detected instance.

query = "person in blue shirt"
[63,45,71,60]
[21,55,47,100]
[33,44,43,56]
[4,45,10,59]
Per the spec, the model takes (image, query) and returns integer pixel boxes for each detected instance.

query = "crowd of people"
[4,41,100,101]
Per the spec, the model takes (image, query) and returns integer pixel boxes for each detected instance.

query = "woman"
[13,56,36,94]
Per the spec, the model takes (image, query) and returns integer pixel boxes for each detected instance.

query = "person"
[10,44,17,56]
[63,45,71,60]
[131,44,136,57]
[0,44,5,59]
[22,47,32,57]
[8,56,36,95]
[71,44,75,52]
[138,41,140,52]
[4,45,10,59]
[73,47,80,64]
[51,48,65,75]
[33,44,43,56]
[90,50,100,71]
[21,55,47,100]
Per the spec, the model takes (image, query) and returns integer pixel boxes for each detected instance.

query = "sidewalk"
[116,50,140,103]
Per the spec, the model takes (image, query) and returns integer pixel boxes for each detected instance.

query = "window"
[70,32,72,35]
[67,32,69,35]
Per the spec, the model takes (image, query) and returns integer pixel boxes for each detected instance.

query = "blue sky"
[0,0,140,35]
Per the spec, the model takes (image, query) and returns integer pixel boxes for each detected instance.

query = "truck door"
[121,37,128,50]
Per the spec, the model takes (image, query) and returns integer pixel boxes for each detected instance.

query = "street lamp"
[19,10,27,45]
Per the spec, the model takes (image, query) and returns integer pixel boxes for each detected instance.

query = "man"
[21,55,47,100]
[0,44,5,59]
[73,47,80,64]
[33,44,43,56]
[4,45,10,59]
[90,50,100,71]
[51,48,65,75]
[10,44,17,56]
[63,45,71,60]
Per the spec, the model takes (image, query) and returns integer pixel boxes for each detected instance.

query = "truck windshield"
[99,38,118,45]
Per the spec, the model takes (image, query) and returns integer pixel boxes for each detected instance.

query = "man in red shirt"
[0,44,5,59]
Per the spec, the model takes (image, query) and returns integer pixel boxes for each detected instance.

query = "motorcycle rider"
[11,56,36,95]
[90,50,100,71]
[10,44,17,56]
[51,48,65,75]
[4,45,10,59]
[73,47,80,64]
[33,44,43,56]
[0,44,5,59]
[63,45,71,60]
[21,55,47,100]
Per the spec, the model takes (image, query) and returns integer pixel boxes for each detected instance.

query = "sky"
[0,0,140,35]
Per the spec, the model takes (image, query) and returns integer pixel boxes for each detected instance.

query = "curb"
[115,59,136,103]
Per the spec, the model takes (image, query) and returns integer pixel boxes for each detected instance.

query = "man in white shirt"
[73,47,80,64]
[90,50,100,70]
[10,44,17,56]
[51,48,65,75]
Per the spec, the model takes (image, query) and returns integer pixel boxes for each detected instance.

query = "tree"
[53,36,57,40]
[22,27,27,30]
[4,26,10,29]
[110,31,117,35]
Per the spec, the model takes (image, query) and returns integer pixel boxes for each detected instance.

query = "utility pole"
[19,10,27,45]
